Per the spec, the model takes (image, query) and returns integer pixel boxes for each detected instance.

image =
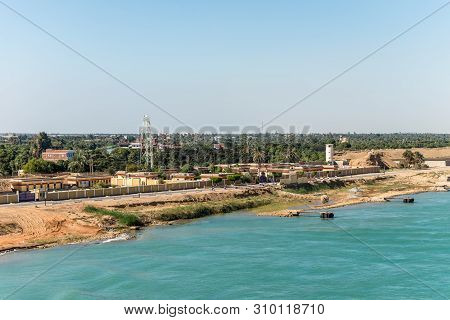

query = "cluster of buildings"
[204,162,339,182]
[0,143,358,194]
[1,159,342,194]
[5,174,112,193]
[0,143,391,197]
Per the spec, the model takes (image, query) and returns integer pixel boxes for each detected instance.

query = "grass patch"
[84,205,143,227]
[251,199,309,213]
[156,196,274,221]
[285,180,346,194]
[362,182,415,193]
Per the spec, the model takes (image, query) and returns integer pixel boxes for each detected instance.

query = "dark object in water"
[384,197,415,203]
[320,212,334,219]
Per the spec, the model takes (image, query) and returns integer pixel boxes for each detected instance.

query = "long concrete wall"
[280,166,380,185]
[424,160,450,168]
[0,193,19,204]
[38,180,213,202]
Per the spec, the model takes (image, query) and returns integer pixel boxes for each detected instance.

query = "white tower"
[325,144,334,164]
[139,115,154,170]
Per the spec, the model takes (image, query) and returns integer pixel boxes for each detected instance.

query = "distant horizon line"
[1,132,449,136]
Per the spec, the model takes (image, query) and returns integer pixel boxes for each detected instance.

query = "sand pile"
[346,151,397,169]
[336,147,450,166]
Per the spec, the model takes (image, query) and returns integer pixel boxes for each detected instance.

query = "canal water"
[0,192,449,299]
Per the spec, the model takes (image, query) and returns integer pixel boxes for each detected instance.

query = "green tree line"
[0,132,448,176]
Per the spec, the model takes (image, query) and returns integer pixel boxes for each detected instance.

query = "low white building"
[129,142,142,149]
[424,158,450,168]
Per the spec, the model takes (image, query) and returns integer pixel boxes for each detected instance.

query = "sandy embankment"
[0,187,274,252]
[259,167,450,217]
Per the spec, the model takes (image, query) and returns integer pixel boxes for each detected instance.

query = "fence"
[0,193,19,205]
[43,180,213,202]
[280,166,380,185]
[0,180,214,205]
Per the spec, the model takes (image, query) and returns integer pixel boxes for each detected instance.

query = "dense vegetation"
[83,205,143,227]
[156,197,274,221]
[285,180,347,194]
[0,132,448,176]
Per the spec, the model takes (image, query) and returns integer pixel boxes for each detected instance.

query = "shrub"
[93,181,110,189]
[286,180,346,194]
[84,205,143,227]
[211,177,222,184]
[240,174,252,183]
[157,197,273,221]
[227,174,241,182]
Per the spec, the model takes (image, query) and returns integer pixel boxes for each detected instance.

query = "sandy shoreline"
[0,167,448,254]
[250,167,449,216]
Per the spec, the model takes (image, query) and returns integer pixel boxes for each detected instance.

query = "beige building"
[194,166,210,173]
[111,171,160,187]
[64,174,112,188]
[200,173,235,180]
[8,177,65,192]
[42,149,75,162]
[170,173,196,181]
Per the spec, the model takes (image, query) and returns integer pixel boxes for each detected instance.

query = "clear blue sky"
[1,0,449,133]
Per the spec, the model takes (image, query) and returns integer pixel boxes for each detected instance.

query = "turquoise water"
[0,192,449,300]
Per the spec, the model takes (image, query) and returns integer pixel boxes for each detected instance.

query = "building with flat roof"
[42,149,75,162]
[424,158,450,168]
[6,174,112,192]
[64,174,112,188]
[8,176,65,192]
[170,173,196,181]
[194,166,210,173]
[111,171,160,187]
[200,173,235,180]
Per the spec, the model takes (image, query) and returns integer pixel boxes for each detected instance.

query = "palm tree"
[402,150,415,166]
[252,148,264,180]
[252,149,264,165]
[68,151,87,173]
[284,147,300,163]
[31,132,52,158]
[413,151,425,165]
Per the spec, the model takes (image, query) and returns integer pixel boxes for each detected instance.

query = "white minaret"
[325,144,334,163]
